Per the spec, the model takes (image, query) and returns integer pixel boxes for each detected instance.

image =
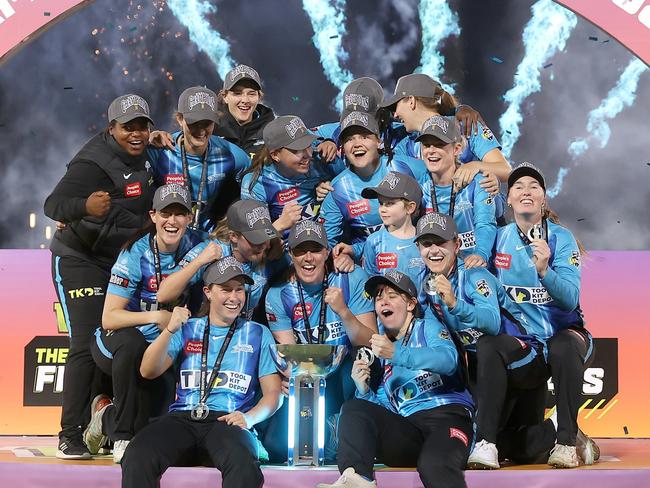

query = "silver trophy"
[527,223,546,241]
[273,344,348,466]
[424,272,440,296]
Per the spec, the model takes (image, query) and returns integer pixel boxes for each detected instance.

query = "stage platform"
[1,437,648,487]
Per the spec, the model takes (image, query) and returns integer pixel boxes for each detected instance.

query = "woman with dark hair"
[121,257,282,488]
[84,184,202,463]
[44,94,156,459]
[318,270,474,488]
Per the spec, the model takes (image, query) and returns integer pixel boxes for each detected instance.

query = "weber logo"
[109,274,129,288]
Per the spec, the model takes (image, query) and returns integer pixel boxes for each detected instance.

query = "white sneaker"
[576,429,600,465]
[82,394,112,455]
[548,444,578,468]
[467,440,500,469]
[316,467,376,488]
[113,439,130,464]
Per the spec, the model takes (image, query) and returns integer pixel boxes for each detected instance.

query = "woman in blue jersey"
[85,184,202,463]
[156,199,280,322]
[476,162,598,469]
[260,220,377,463]
[241,116,345,237]
[416,116,497,269]
[120,258,282,488]
[148,86,252,234]
[360,171,425,286]
[379,73,510,188]
[317,270,473,488]
[320,111,428,263]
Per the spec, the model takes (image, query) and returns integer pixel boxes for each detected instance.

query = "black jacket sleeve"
[44,160,112,223]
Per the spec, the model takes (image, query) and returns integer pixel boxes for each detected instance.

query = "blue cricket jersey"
[362,226,425,287]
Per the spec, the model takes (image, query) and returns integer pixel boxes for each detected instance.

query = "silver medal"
[424,272,440,296]
[191,402,209,421]
[355,346,375,365]
[527,223,546,241]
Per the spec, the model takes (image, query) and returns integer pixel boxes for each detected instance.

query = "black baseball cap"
[288,220,329,250]
[203,256,254,286]
[414,212,458,242]
[365,270,418,300]
[415,115,461,144]
[507,162,546,191]
[178,86,219,124]
[338,110,380,142]
[227,199,278,245]
[223,64,262,91]
[107,94,154,125]
[263,115,317,152]
[152,184,192,213]
[342,77,384,113]
[361,171,423,204]
[379,73,441,110]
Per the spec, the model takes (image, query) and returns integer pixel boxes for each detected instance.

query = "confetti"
[602,39,610,43]
[577,218,585,222]
[505,130,512,135]
[43,12,51,16]
[646,163,650,166]
[617,220,621,224]
[490,56,503,64]
[543,63,553,69]
[589,36,598,41]
[63,87,73,90]
[130,26,137,32]
[329,35,338,39]
[292,96,300,102]
[624,426,629,435]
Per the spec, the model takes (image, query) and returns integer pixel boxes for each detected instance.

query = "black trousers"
[121,411,264,488]
[51,254,112,438]
[547,327,593,446]
[91,327,176,441]
[473,334,549,444]
[337,399,473,488]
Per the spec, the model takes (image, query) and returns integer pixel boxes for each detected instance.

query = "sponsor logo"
[475,279,492,297]
[125,182,142,197]
[109,274,129,288]
[23,336,69,406]
[569,250,581,267]
[293,302,313,319]
[67,287,104,299]
[515,245,527,251]
[449,427,469,447]
[503,285,553,305]
[164,173,185,185]
[184,340,203,354]
[347,199,370,217]
[458,231,476,250]
[123,173,132,179]
[277,187,299,203]
[377,253,398,269]
[396,244,411,251]
[147,274,168,291]
[439,328,450,340]
[233,344,254,354]
[180,370,252,394]
[458,328,484,345]
[494,253,511,269]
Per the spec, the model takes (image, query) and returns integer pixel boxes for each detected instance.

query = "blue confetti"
[490,56,503,64]
[543,63,553,69]
[589,36,598,41]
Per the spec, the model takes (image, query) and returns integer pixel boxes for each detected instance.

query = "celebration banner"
[0,249,648,437]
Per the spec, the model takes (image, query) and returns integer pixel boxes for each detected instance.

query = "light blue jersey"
[265,266,373,346]
[167,317,277,414]
[362,226,425,287]
[357,313,474,416]
[107,231,203,342]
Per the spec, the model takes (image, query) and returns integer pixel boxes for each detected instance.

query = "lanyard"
[400,317,416,347]
[295,272,329,344]
[179,135,209,228]
[149,234,181,308]
[197,319,238,406]
[429,177,456,217]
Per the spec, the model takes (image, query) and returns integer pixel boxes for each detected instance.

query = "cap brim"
[224,77,261,91]
[153,199,192,213]
[114,114,154,125]
[206,272,255,286]
[415,133,454,144]
[289,237,328,250]
[361,186,397,200]
[377,93,405,109]
[284,133,317,151]
[508,167,546,190]
[364,275,392,297]
[338,124,379,143]
[414,231,454,243]
[183,111,219,124]
[242,227,278,245]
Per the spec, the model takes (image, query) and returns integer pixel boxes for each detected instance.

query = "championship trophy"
[274,344,348,466]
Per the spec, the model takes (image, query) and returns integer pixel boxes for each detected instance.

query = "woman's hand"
[479,170,500,195]
[455,105,485,137]
[149,130,175,150]
[333,252,355,273]
[530,239,551,278]
[274,201,302,232]
[434,274,457,309]
[196,241,223,267]
[315,180,334,202]
[452,164,480,190]
[351,358,371,395]
[316,140,338,163]
[218,411,251,429]
[86,191,111,218]
[463,254,487,270]
[324,286,347,316]
[166,306,190,333]
[370,333,395,360]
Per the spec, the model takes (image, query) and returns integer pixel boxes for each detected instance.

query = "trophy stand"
[275,344,348,466]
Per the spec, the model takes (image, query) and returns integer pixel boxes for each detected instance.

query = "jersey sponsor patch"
[179,370,252,394]
[109,274,129,288]
[377,253,397,269]
[569,250,581,267]
[277,187,299,204]
[439,328,450,340]
[503,285,553,305]
[458,231,476,250]
[494,253,511,269]
[266,312,277,322]
[124,182,142,197]
[458,328,484,345]
[475,279,492,297]
[449,427,469,447]
[232,344,254,354]
[482,126,495,141]
[164,173,185,185]
[184,340,203,354]
[347,199,371,217]
[293,302,313,319]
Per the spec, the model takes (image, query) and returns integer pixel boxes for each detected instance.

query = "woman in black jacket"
[44,93,156,459]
